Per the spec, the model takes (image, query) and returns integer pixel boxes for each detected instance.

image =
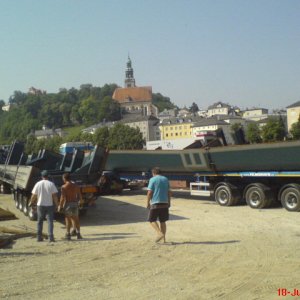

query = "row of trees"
[231,116,289,144]
[24,115,300,154]
[0,84,121,144]
[25,123,145,154]
[0,84,176,145]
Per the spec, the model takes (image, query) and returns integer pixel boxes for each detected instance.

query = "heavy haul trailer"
[0,141,108,220]
[105,140,300,212]
[190,170,300,212]
[189,140,300,212]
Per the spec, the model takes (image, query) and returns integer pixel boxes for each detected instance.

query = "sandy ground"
[1,190,300,300]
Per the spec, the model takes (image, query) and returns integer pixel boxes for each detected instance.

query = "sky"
[0,0,299,110]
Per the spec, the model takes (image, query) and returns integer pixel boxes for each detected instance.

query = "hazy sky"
[0,0,299,110]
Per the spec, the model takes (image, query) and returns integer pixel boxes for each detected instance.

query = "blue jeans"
[37,205,54,238]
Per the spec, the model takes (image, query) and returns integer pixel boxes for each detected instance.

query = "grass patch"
[63,125,85,137]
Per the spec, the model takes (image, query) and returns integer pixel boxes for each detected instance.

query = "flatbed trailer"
[190,170,300,211]
[0,141,108,220]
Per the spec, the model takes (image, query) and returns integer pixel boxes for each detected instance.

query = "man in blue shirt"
[146,167,171,243]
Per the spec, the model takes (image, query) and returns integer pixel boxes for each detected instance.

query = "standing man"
[31,170,58,242]
[146,167,171,243]
[58,173,83,240]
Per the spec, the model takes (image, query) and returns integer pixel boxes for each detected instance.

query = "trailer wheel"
[16,192,22,210]
[245,184,272,209]
[2,183,11,194]
[18,194,24,211]
[22,196,29,216]
[214,184,237,206]
[15,191,19,208]
[280,186,300,212]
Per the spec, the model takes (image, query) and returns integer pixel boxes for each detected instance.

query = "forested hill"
[0,84,175,144]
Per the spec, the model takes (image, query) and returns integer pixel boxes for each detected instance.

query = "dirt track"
[1,190,300,300]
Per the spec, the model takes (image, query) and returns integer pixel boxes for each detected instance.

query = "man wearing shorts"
[146,167,171,243]
[59,173,83,240]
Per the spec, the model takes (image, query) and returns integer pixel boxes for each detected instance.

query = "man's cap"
[41,170,48,177]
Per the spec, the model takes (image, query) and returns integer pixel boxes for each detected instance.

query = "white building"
[242,108,268,121]
[287,101,300,132]
[207,102,236,117]
[2,104,12,112]
[120,114,160,142]
[146,137,203,150]
[192,117,236,145]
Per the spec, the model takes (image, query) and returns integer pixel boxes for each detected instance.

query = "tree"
[70,105,82,124]
[25,135,63,154]
[231,123,246,144]
[78,84,93,100]
[93,127,109,147]
[99,84,119,99]
[9,91,27,105]
[44,135,63,153]
[59,103,73,126]
[98,96,121,122]
[290,114,300,140]
[0,83,172,144]
[108,123,145,150]
[189,102,199,113]
[78,96,101,125]
[152,93,176,112]
[246,123,262,144]
[25,134,37,154]
[0,100,5,110]
[261,117,286,142]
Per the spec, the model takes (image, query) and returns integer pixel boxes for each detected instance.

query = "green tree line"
[0,84,175,145]
[25,123,145,154]
[231,116,288,144]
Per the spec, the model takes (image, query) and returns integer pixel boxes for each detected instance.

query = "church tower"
[124,56,136,88]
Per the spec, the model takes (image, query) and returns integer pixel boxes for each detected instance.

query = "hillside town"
[1,56,299,151]
[80,57,298,150]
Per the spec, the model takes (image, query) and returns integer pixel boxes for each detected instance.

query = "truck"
[3,139,300,216]
[104,140,300,212]
[0,141,108,220]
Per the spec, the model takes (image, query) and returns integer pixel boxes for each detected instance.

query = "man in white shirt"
[31,170,58,242]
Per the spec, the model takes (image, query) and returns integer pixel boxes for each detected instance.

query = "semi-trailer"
[105,140,300,212]
[0,141,107,220]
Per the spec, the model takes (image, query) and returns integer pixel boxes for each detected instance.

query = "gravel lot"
[1,190,300,300]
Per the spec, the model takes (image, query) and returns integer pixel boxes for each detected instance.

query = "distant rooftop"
[113,86,152,103]
[160,115,202,125]
[192,118,229,127]
[287,101,300,109]
[242,107,268,112]
[208,101,232,109]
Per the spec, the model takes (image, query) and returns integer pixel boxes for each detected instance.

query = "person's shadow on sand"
[159,240,240,246]
[59,232,138,242]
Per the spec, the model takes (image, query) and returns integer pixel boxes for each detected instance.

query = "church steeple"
[125,55,136,88]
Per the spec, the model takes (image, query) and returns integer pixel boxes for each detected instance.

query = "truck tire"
[16,192,22,210]
[214,184,239,206]
[22,196,29,216]
[13,191,18,206]
[245,184,272,209]
[2,183,11,194]
[280,186,300,212]
[18,194,24,211]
